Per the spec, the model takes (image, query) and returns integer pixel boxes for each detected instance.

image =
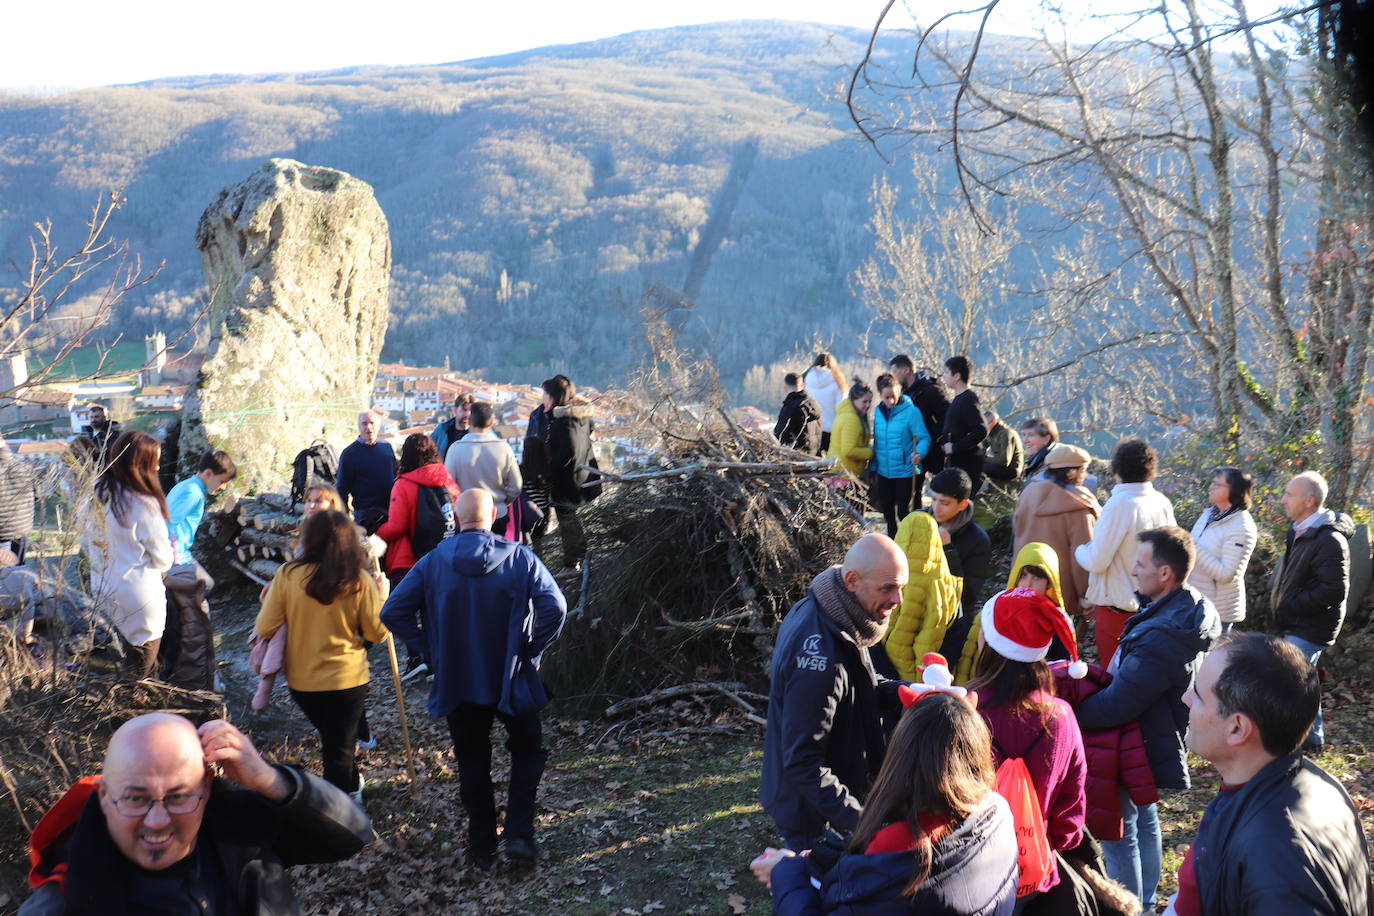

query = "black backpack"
[411,484,456,558]
[291,440,339,510]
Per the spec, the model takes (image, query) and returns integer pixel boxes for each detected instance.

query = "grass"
[37,340,146,380]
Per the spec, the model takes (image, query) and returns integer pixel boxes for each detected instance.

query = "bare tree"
[1,191,163,400]
[847,1,1374,506]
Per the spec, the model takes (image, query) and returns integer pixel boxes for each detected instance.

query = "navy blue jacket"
[381,529,566,717]
[1193,753,1373,915]
[770,795,1017,916]
[336,440,396,523]
[1074,585,1218,789]
[762,592,890,844]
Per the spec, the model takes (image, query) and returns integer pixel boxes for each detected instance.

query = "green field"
[37,340,146,381]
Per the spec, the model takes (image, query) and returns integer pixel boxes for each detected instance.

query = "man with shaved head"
[761,533,910,850]
[382,487,567,874]
[21,713,371,915]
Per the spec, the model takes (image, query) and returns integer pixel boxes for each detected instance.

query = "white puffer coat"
[1188,507,1259,623]
[803,368,845,433]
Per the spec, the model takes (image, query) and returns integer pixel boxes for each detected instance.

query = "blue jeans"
[1101,787,1161,907]
[1284,633,1326,747]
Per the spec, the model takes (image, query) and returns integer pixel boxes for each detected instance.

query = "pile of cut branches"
[543,291,863,714]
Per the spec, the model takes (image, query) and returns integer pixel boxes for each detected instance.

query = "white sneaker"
[357,735,377,752]
[350,775,365,806]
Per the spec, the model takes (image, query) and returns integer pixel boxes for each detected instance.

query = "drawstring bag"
[993,731,1053,897]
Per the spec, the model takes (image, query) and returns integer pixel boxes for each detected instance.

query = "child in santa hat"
[967,586,1089,899]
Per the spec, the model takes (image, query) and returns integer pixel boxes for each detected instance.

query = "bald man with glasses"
[21,713,372,915]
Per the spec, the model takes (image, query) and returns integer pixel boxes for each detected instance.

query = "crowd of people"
[10,375,601,911]
[7,351,1374,913]
[757,352,1373,914]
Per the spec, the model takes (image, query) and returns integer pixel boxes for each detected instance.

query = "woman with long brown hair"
[91,430,174,677]
[753,692,1017,914]
[255,509,388,801]
[968,587,1088,905]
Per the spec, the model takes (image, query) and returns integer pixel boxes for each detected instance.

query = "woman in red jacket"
[968,587,1088,907]
[376,434,459,588]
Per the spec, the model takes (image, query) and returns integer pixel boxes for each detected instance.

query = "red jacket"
[375,463,459,573]
[1050,661,1158,841]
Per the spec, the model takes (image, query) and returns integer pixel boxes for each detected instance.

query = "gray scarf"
[812,566,888,648]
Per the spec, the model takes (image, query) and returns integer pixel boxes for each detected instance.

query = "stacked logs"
[226,494,300,584]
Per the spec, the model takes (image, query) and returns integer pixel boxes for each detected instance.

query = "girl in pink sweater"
[968,586,1088,897]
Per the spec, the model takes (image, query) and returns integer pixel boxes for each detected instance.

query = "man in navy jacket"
[761,534,908,851]
[1171,634,1372,915]
[381,489,566,873]
[335,410,396,533]
[1075,526,1218,910]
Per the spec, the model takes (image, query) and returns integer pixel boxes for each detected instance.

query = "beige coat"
[1013,480,1099,616]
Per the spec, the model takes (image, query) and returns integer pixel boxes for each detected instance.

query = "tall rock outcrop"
[180,159,390,492]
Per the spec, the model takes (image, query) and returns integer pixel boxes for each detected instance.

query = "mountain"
[0,21,976,390]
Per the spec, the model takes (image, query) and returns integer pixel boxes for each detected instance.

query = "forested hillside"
[0,21,971,389]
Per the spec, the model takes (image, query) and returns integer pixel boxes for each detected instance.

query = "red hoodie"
[375,463,459,573]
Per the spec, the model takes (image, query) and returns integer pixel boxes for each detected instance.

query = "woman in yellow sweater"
[827,379,875,509]
[255,509,388,799]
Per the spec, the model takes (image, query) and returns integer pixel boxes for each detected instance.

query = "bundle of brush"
[542,290,863,714]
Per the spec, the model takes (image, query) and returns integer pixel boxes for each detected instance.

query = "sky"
[3,0,1290,91]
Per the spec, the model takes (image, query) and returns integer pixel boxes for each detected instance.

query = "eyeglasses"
[108,791,208,817]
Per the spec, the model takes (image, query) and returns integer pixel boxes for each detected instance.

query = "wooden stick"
[385,635,418,785]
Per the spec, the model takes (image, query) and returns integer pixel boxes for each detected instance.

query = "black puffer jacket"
[547,400,596,505]
[1193,753,1373,915]
[1273,511,1354,647]
[21,765,371,916]
[904,375,949,474]
[775,391,823,455]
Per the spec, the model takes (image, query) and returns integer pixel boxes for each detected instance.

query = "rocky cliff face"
[179,158,391,492]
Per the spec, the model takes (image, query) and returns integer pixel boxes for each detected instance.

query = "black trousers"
[446,703,548,858]
[552,503,585,565]
[873,474,913,537]
[291,683,368,792]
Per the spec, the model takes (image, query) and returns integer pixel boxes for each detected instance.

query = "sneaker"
[350,775,366,806]
[501,836,537,873]
[401,656,430,682]
[469,852,497,875]
[356,735,377,752]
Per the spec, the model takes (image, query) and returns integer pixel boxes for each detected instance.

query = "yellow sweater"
[954,541,1067,683]
[827,398,873,480]
[883,511,963,680]
[255,562,389,692]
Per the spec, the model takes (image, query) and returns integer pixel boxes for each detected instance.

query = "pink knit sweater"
[980,691,1087,892]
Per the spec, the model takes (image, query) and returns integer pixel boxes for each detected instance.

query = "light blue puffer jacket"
[871,395,931,479]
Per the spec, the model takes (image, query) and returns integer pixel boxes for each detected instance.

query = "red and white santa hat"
[981,586,1087,678]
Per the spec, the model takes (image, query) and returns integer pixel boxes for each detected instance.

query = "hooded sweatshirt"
[380,528,567,717]
[957,541,1067,683]
[374,462,460,573]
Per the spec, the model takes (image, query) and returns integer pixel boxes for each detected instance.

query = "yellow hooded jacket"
[955,541,1067,683]
[828,397,873,480]
[883,512,963,680]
